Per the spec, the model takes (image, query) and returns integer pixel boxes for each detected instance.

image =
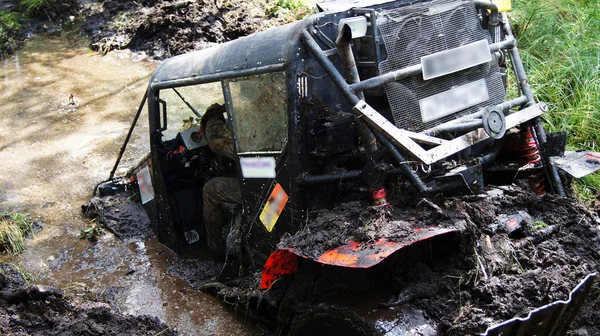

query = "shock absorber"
[520,126,546,195]
[371,188,390,207]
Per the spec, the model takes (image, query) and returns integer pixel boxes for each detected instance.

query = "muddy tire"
[288,304,377,336]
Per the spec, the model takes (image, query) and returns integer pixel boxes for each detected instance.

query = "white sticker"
[240,157,277,179]
[419,79,489,123]
[137,166,155,204]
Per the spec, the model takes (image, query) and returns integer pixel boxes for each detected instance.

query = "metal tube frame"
[300,7,563,196]
[150,63,286,91]
[423,96,529,136]
[350,39,515,93]
[500,13,565,196]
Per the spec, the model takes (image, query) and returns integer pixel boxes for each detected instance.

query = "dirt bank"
[0,263,176,335]
[80,0,306,59]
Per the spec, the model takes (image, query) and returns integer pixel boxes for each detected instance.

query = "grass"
[0,212,35,254]
[20,0,55,16]
[510,0,600,202]
[265,0,313,21]
[0,10,24,57]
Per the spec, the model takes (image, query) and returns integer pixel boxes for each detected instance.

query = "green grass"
[19,0,62,16]
[0,10,24,57]
[0,212,35,254]
[265,0,313,20]
[511,0,600,202]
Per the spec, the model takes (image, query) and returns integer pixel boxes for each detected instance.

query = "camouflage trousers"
[203,177,242,256]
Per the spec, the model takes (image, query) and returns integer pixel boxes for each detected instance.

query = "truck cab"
[138,0,564,280]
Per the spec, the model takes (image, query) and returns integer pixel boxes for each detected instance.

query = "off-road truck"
[98,0,599,334]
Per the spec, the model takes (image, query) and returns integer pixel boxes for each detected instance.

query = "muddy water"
[0,36,257,335]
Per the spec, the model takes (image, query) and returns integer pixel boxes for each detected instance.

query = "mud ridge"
[0,263,177,335]
[79,0,299,60]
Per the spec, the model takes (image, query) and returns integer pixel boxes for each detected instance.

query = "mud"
[82,192,153,240]
[275,185,600,335]
[280,193,466,260]
[79,0,297,60]
[0,263,176,335]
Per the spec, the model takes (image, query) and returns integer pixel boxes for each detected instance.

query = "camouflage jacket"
[204,117,235,161]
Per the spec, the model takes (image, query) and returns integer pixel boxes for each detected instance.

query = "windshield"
[226,72,288,153]
[158,82,224,141]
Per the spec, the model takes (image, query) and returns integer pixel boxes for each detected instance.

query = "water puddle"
[0,35,257,335]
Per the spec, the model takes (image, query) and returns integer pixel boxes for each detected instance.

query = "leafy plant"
[80,224,103,242]
[265,0,312,20]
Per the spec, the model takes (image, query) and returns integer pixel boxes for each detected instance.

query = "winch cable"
[93,90,148,196]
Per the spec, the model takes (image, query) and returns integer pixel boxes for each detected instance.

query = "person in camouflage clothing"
[201,103,242,256]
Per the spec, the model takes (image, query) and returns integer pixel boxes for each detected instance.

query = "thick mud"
[280,195,467,260]
[0,263,176,335]
[276,185,600,335]
[80,0,302,60]
[83,192,153,240]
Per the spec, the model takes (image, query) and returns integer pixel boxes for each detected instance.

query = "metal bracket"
[353,101,546,165]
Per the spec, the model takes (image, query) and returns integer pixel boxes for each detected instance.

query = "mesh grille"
[377,0,506,132]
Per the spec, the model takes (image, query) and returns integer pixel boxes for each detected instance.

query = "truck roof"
[316,0,395,12]
[150,20,308,89]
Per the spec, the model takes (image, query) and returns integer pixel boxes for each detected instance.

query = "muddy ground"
[1,0,599,335]
[0,263,176,335]
[78,0,306,60]
[4,0,306,60]
[273,185,600,335]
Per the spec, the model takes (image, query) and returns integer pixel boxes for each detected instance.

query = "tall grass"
[19,0,60,16]
[511,0,600,201]
[0,212,35,254]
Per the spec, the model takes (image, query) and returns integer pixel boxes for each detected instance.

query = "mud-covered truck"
[98,0,598,334]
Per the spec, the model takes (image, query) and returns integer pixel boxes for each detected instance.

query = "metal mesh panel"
[377,0,506,132]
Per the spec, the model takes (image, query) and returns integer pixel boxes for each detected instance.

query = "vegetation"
[0,10,23,57]
[0,212,35,254]
[533,221,548,230]
[0,0,74,57]
[510,0,600,202]
[20,0,58,16]
[80,223,103,242]
[265,0,313,21]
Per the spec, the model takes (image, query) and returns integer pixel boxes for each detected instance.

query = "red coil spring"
[520,127,546,195]
[371,188,390,207]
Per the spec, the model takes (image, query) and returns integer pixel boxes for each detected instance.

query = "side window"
[226,72,288,153]
[158,82,224,141]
